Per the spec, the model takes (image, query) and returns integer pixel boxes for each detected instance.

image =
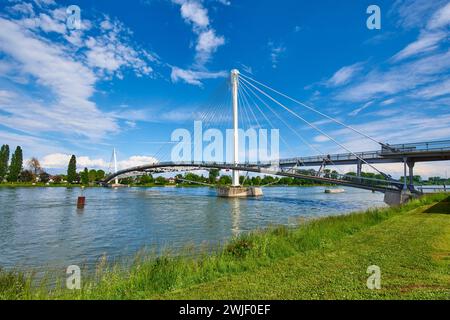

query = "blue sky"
[0,0,449,177]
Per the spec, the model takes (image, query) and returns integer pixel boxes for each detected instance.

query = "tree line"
[1,144,447,186]
[0,145,23,182]
[0,146,105,185]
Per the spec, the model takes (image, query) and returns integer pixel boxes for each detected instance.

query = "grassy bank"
[1,193,449,300]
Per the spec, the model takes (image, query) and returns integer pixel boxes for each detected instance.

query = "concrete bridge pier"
[357,160,362,182]
[384,157,416,206]
[407,160,415,192]
[384,189,414,206]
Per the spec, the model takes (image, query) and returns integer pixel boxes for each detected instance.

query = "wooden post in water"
[77,196,86,209]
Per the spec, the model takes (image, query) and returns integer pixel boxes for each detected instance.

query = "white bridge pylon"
[231,69,240,187]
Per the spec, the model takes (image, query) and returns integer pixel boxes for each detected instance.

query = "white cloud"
[40,153,158,171]
[216,0,231,5]
[195,29,225,65]
[427,2,450,29]
[348,101,374,116]
[33,0,56,7]
[0,130,69,157]
[268,41,286,69]
[380,98,396,106]
[0,3,159,143]
[172,0,225,74]
[326,62,364,87]
[392,31,446,62]
[170,66,226,86]
[0,17,119,140]
[118,156,158,170]
[9,3,34,16]
[178,0,209,28]
[85,18,154,78]
[414,78,450,98]
[334,50,450,102]
[391,0,448,29]
[314,135,330,143]
[322,1,450,104]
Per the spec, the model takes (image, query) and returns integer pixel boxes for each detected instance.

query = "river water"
[0,186,385,270]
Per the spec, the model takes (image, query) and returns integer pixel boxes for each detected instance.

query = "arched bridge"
[102,161,406,194]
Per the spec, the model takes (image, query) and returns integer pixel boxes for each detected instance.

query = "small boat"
[325,188,345,194]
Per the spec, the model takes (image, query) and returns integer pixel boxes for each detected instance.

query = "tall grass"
[1,193,447,300]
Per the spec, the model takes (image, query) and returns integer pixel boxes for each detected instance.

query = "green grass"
[1,193,449,300]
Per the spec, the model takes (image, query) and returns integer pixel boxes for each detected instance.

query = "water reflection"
[230,198,242,236]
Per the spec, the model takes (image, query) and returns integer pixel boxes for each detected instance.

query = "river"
[0,186,385,270]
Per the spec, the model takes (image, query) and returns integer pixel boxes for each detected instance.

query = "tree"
[39,171,50,183]
[96,170,105,181]
[0,144,9,182]
[8,146,23,182]
[155,176,166,185]
[331,170,339,179]
[209,169,220,184]
[27,157,42,176]
[81,167,89,185]
[139,174,154,185]
[19,170,33,182]
[67,155,77,183]
[218,175,232,185]
[88,169,97,183]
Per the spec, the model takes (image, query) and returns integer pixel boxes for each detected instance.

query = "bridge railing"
[381,140,450,154]
[416,185,449,193]
[277,151,382,165]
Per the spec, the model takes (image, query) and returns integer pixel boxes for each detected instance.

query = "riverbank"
[1,193,449,300]
[0,182,330,188]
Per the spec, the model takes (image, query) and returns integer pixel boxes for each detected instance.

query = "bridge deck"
[103,162,405,194]
[277,139,450,167]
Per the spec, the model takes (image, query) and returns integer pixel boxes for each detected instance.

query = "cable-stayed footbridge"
[103,70,450,205]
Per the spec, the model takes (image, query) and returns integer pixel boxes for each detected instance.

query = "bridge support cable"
[239,82,297,158]
[240,78,349,177]
[239,72,391,150]
[240,79,329,160]
[151,79,232,164]
[239,76,393,180]
[240,81,340,176]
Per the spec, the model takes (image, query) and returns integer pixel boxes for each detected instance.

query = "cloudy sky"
[0,0,449,178]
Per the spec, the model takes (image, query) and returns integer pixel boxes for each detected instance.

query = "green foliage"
[0,144,9,181]
[8,146,23,182]
[119,177,133,185]
[155,176,166,185]
[81,168,89,185]
[0,269,28,300]
[39,172,50,183]
[96,170,105,181]
[67,155,77,184]
[88,169,97,183]
[208,169,220,184]
[218,175,232,185]
[19,170,33,183]
[139,174,154,185]
[226,238,253,258]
